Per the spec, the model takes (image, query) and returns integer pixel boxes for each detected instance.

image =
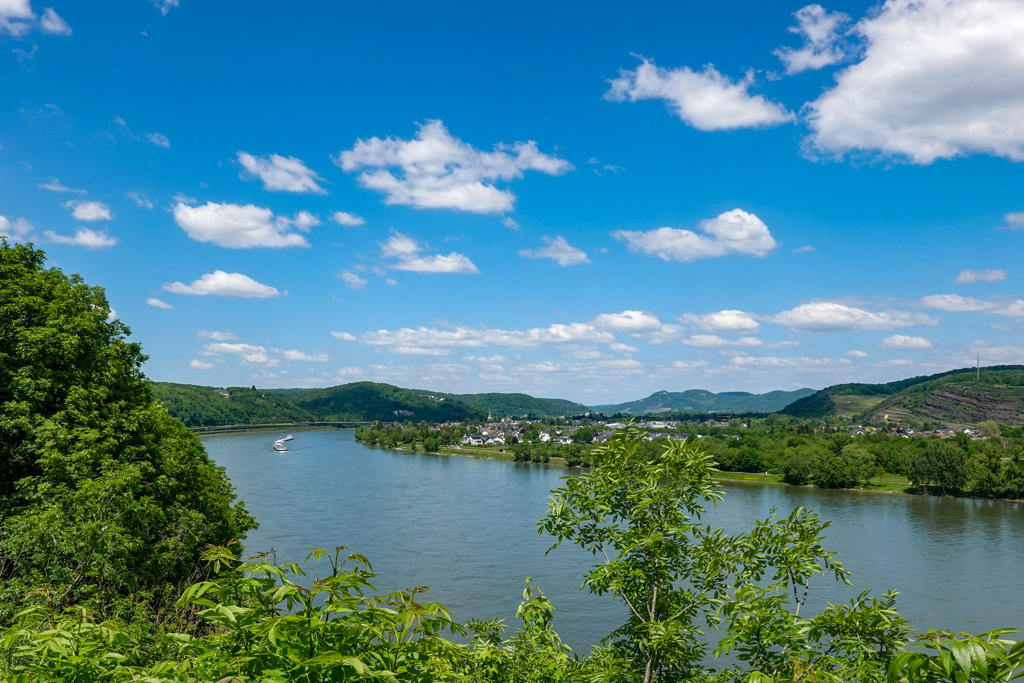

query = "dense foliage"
[152,382,315,427]
[289,382,487,422]
[0,241,255,623]
[410,390,587,419]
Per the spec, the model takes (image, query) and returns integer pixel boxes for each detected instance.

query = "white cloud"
[331,211,365,226]
[845,350,869,358]
[146,132,170,148]
[202,342,278,368]
[614,209,776,262]
[730,355,852,368]
[592,310,664,333]
[380,231,479,274]
[955,268,1006,284]
[339,270,367,289]
[125,191,154,209]
[772,301,938,331]
[45,227,118,249]
[172,192,196,205]
[792,245,815,253]
[681,309,760,333]
[153,0,178,16]
[806,0,1024,163]
[38,177,86,194]
[189,359,214,370]
[358,322,615,355]
[172,201,311,248]
[604,58,795,131]
[64,200,112,221]
[0,215,34,242]
[237,152,326,194]
[146,297,172,310]
[519,235,590,266]
[163,271,281,298]
[1003,212,1024,230]
[671,360,710,369]
[335,119,572,213]
[920,294,1024,320]
[293,211,321,231]
[0,1,70,37]
[39,7,70,35]
[610,342,639,353]
[280,349,329,362]
[197,330,238,341]
[331,331,357,342]
[502,217,519,230]
[880,334,932,350]
[774,4,850,74]
[681,334,763,348]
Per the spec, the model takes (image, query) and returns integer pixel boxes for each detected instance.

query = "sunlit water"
[203,429,1024,653]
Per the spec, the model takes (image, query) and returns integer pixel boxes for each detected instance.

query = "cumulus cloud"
[38,177,86,194]
[45,228,118,248]
[173,201,312,248]
[0,215,34,242]
[681,309,760,333]
[332,211,365,226]
[806,0,1024,163]
[519,235,590,266]
[280,349,329,362]
[604,58,795,131]
[920,294,1024,320]
[792,245,816,253]
[772,301,938,331]
[681,335,763,348]
[775,4,851,74]
[380,232,479,274]
[237,152,326,194]
[163,271,281,298]
[339,270,367,289]
[846,350,869,358]
[334,120,572,213]
[880,334,932,350]
[614,209,776,262]
[331,331,357,342]
[64,200,112,221]
[202,342,278,368]
[146,132,170,148]
[189,360,214,370]
[502,217,519,230]
[592,310,664,334]
[1002,212,1024,230]
[146,297,172,310]
[730,355,852,368]
[357,322,615,355]
[197,330,238,341]
[0,1,70,37]
[955,268,1006,284]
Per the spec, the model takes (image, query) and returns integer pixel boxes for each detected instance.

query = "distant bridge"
[189,421,376,436]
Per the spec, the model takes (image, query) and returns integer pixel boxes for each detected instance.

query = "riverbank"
[362,440,921,495]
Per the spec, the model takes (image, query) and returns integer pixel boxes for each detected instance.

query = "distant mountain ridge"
[590,388,817,415]
[407,390,587,417]
[780,365,1024,425]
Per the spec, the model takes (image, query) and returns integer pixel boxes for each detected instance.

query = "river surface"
[203,429,1024,653]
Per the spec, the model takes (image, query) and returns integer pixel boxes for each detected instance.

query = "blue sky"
[3,0,1024,403]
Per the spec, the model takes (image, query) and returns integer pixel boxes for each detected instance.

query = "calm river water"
[203,429,1024,653]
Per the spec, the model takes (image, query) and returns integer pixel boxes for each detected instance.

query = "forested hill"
[780,365,1024,424]
[408,390,587,417]
[287,381,487,422]
[591,388,817,415]
[151,382,315,427]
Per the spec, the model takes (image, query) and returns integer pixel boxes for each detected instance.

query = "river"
[203,429,1024,653]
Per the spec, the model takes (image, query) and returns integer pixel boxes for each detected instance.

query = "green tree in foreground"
[540,426,910,682]
[0,240,255,624]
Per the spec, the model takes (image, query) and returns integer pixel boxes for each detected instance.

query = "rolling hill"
[591,388,817,415]
[287,382,487,422]
[780,365,1024,425]
[151,382,315,427]
[408,390,587,417]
